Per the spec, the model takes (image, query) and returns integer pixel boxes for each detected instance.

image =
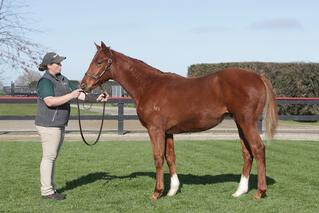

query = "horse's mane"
[130,57,164,74]
[115,50,183,79]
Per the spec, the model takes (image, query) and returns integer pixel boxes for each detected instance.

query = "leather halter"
[84,48,113,83]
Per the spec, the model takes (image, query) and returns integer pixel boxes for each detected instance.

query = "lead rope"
[76,92,106,146]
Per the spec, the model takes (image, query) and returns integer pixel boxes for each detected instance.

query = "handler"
[35,52,108,200]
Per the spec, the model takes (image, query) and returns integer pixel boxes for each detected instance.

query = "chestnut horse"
[80,41,278,200]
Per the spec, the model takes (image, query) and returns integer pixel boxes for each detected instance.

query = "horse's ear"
[94,42,100,50]
[101,41,108,51]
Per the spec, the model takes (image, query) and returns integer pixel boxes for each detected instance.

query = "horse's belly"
[166,116,224,134]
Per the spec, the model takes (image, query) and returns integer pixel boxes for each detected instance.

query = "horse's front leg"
[147,126,165,200]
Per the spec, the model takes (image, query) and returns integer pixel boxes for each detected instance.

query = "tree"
[15,70,41,86]
[0,0,44,75]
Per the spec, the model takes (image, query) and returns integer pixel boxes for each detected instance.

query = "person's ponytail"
[38,64,48,71]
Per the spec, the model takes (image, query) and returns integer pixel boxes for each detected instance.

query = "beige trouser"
[35,125,65,196]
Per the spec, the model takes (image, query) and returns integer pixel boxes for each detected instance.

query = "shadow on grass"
[58,172,276,194]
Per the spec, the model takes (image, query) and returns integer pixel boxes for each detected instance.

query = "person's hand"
[97,92,109,102]
[70,89,83,99]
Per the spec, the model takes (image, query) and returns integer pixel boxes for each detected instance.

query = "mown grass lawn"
[0,140,318,212]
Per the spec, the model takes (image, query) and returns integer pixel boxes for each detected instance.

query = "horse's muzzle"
[80,83,86,90]
[81,83,92,92]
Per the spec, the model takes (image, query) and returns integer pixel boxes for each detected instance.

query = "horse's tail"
[260,74,278,142]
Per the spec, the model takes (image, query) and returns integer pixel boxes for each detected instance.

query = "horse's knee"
[154,155,164,168]
[250,142,265,158]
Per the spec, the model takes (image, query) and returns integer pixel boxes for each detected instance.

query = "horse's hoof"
[150,192,162,201]
[167,186,179,196]
[253,191,267,200]
[232,189,247,197]
[167,190,177,196]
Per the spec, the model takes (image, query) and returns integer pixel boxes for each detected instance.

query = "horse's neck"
[113,52,160,103]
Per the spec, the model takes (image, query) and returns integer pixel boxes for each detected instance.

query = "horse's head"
[81,41,114,92]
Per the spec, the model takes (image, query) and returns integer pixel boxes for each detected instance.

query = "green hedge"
[187,62,319,116]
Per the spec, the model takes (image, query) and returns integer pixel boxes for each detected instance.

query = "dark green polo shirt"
[37,78,78,99]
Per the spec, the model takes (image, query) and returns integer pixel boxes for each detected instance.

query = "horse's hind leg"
[236,121,267,199]
[165,134,180,196]
[232,125,253,197]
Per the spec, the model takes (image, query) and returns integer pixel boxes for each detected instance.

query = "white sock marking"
[232,175,249,197]
[167,173,180,196]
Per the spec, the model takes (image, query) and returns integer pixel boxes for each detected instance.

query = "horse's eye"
[97,61,103,65]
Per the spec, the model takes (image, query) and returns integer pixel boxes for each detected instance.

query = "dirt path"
[1,119,318,141]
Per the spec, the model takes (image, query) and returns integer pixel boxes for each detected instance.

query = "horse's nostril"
[80,83,86,90]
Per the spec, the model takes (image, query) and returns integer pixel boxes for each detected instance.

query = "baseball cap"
[38,52,66,71]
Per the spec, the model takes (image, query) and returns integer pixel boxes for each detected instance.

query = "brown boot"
[42,192,66,200]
